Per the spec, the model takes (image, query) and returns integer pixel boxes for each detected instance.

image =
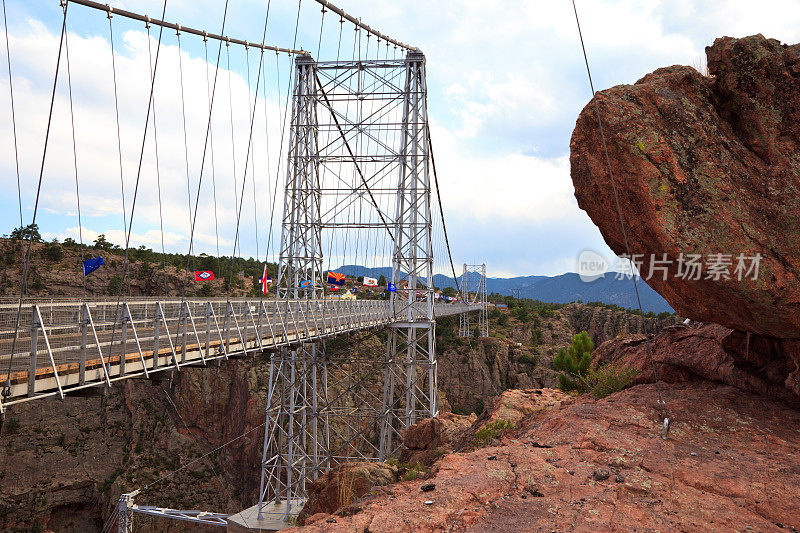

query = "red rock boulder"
[570,34,800,338]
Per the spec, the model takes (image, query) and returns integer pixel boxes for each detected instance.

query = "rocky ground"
[294,382,800,532]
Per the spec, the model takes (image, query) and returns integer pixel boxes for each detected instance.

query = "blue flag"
[82,256,104,276]
[387,283,397,293]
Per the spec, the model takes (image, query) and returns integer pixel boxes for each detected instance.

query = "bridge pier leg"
[378,50,437,460]
[258,342,328,521]
[117,492,136,533]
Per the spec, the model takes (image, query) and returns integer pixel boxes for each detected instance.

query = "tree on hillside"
[442,286,457,298]
[43,240,63,262]
[378,274,386,286]
[93,234,111,250]
[552,331,594,391]
[10,224,42,242]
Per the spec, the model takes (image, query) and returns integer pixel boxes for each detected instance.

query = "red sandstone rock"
[297,462,399,525]
[593,323,800,403]
[482,388,572,428]
[400,412,476,466]
[290,382,800,532]
[570,34,800,338]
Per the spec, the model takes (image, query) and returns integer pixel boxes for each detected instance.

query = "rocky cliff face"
[436,305,678,414]
[570,34,800,338]
[0,358,268,532]
[558,302,679,346]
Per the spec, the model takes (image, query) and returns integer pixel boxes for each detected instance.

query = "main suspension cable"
[426,127,461,296]
[66,0,303,55]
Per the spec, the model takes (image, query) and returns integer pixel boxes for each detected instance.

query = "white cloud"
[0,15,289,259]
[3,0,800,277]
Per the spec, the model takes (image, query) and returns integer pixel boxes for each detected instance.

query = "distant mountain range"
[338,265,673,314]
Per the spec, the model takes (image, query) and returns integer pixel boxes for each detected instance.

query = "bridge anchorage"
[0,1,487,530]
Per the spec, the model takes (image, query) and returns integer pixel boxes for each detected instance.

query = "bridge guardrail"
[0,298,479,408]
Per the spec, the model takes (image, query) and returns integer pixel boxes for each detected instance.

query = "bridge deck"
[0,298,477,409]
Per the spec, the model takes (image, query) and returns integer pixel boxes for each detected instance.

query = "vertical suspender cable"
[224,40,240,295]
[225,0,286,296]
[63,6,86,298]
[179,0,230,299]
[256,0,273,303]
[3,2,69,395]
[107,10,128,242]
[146,20,169,296]
[105,0,168,373]
[176,27,194,274]
[2,0,22,231]
[245,44,260,270]
[203,35,224,285]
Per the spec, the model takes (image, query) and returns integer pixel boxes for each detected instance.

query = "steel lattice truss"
[459,264,489,338]
[258,51,439,519]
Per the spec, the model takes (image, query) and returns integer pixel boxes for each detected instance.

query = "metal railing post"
[28,307,38,397]
[79,304,88,386]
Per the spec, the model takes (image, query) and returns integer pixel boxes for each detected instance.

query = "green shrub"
[517,352,538,366]
[107,275,121,294]
[43,240,63,262]
[512,306,531,322]
[471,419,514,448]
[584,364,637,399]
[497,313,508,326]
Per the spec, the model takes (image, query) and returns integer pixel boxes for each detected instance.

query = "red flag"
[194,271,214,282]
[259,264,272,294]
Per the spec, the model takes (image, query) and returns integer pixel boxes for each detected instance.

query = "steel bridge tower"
[257,49,439,515]
[458,263,488,338]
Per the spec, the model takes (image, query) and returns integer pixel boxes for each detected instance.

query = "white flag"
[363,276,378,287]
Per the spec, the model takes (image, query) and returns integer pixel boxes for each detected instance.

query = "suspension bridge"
[0,0,488,530]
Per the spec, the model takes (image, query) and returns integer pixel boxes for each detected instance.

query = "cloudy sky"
[1,0,799,277]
